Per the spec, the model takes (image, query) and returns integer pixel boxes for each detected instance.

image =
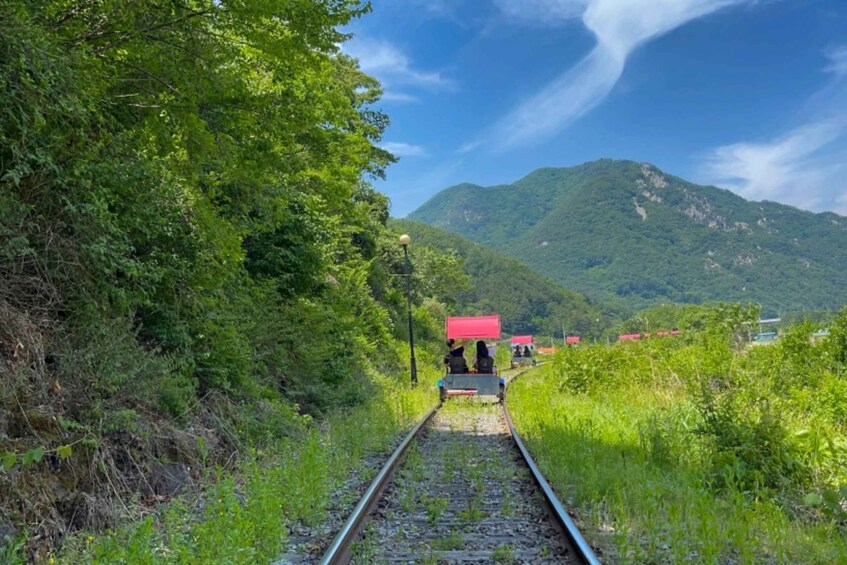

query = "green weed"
[508,321,847,564]
[425,496,449,524]
[432,530,464,550]
[491,543,516,563]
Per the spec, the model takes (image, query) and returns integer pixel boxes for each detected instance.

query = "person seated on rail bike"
[513,344,522,357]
[444,338,469,374]
[523,345,532,358]
[472,340,495,374]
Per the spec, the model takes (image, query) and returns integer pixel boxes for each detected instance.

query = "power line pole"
[399,234,417,386]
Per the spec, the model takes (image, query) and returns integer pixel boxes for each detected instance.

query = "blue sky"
[344,0,847,217]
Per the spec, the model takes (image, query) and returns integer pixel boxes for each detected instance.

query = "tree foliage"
[0,1,469,552]
[1,0,397,405]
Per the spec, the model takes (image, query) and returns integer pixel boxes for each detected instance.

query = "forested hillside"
[409,160,847,315]
[0,2,462,558]
[389,220,616,337]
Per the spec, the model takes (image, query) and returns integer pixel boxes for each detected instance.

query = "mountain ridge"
[408,159,847,314]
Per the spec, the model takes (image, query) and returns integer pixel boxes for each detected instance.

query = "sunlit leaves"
[1,0,395,398]
[1,452,16,472]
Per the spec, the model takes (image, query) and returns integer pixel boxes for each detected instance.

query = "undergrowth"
[509,307,847,563]
[49,372,436,564]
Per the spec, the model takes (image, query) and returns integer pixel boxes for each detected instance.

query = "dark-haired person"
[444,338,469,374]
[473,340,495,374]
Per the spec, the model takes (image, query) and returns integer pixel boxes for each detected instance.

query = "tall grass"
[509,312,847,563]
[54,372,436,564]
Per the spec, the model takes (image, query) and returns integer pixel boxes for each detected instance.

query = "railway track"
[318,371,600,564]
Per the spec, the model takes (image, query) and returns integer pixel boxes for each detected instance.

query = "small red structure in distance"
[655,330,682,337]
[618,330,681,341]
[511,335,533,345]
[565,336,581,344]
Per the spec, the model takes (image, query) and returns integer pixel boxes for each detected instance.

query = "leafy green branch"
[1,439,85,472]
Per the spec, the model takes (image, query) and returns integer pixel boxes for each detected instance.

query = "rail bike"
[509,334,536,368]
[438,315,505,402]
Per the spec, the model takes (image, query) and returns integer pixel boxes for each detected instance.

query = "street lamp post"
[399,234,418,385]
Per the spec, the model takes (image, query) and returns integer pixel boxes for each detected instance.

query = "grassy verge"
[509,348,847,564]
[45,373,436,565]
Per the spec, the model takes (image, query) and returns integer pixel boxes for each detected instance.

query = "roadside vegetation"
[1,2,460,561]
[54,374,434,564]
[509,305,847,563]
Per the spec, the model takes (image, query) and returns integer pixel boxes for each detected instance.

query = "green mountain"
[408,159,847,315]
[389,219,616,337]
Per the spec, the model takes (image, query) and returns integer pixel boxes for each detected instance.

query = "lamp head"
[399,234,411,246]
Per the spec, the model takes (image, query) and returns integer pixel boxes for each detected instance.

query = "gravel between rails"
[351,402,578,564]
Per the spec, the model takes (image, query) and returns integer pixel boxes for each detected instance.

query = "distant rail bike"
[509,334,537,369]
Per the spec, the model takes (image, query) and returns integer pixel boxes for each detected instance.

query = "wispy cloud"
[703,119,847,210]
[700,47,847,215]
[344,38,452,104]
[405,0,462,19]
[455,140,482,155]
[825,45,847,77]
[381,142,429,157]
[380,91,419,103]
[476,0,751,150]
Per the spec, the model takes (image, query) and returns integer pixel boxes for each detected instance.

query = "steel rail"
[503,376,602,565]
[319,363,600,564]
[318,403,440,565]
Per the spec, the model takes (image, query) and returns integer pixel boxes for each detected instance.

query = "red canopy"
[446,315,501,340]
[618,333,641,341]
[656,330,683,337]
[511,335,533,345]
[565,336,581,344]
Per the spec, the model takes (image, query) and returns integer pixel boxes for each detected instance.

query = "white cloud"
[345,38,451,88]
[381,142,429,157]
[344,37,452,104]
[455,140,482,155]
[477,0,751,149]
[381,91,419,103]
[825,45,847,77]
[409,0,461,19]
[699,45,847,215]
[702,118,847,212]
